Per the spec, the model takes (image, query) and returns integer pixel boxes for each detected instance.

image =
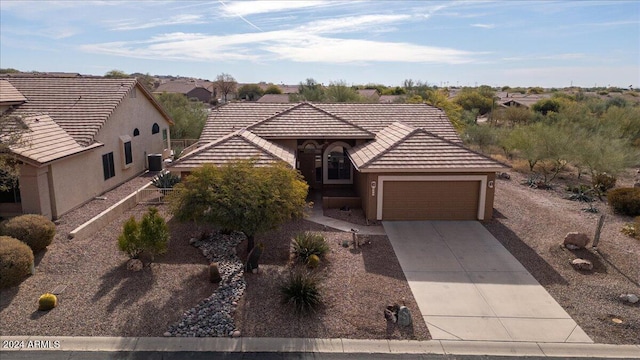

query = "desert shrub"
[118,216,143,259]
[280,268,322,314]
[1,214,55,253]
[291,232,329,263]
[151,171,181,188]
[0,236,34,289]
[608,188,640,216]
[621,217,640,239]
[592,173,616,194]
[38,293,58,311]
[566,185,594,203]
[139,207,169,258]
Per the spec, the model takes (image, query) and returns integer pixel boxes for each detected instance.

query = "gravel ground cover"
[485,170,639,344]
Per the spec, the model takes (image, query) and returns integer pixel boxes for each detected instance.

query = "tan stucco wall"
[15,86,172,219]
[359,171,497,222]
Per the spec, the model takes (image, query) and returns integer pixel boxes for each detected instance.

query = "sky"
[1,0,638,88]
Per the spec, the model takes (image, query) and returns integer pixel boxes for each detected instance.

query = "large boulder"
[564,232,590,249]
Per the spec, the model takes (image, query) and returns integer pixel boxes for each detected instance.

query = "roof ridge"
[306,102,375,136]
[237,129,290,162]
[246,102,302,129]
[173,130,241,163]
[354,122,418,168]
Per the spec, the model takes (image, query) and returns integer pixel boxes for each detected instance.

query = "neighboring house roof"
[0,80,27,104]
[247,103,375,139]
[257,94,291,103]
[348,122,505,172]
[278,85,300,94]
[200,102,460,144]
[172,129,295,169]
[378,95,401,103]
[3,76,173,146]
[154,79,213,95]
[357,89,379,98]
[8,114,102,166]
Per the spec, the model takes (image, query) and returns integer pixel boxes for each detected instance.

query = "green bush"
[118,216,144,259]
[280,269,322,314]
[0,236,34,289]
[292,232,329,263]
[139,207,169,258]
[0,214,55,252]
[608,188,640,216]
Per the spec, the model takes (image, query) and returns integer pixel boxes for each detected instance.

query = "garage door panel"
[382,181,480,220]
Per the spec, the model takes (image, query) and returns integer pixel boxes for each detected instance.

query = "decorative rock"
[565,244,580,250]
[571,258,593,271]
[397,306,412,327]
[618,293,639,304]
[232,330,241,337]
[384,308,397,323]
[189,238,198,245]
[127,258,143,272]
[163,332,171,337]
[498,172,511,180]
[564,232,590,249]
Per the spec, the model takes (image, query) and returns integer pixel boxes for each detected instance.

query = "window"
[152,123,160,134]
[323,142,352,184]
[120,135,133,169]
[102,152,115,180]
[124,141,133,165]
[133,128,140,137]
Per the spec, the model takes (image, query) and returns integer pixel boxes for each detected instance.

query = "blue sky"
[1,0,638,87]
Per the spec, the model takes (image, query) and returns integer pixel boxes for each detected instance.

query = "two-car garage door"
[377,176,487,221]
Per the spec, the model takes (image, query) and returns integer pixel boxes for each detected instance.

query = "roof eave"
[357,167,508,173]
[13,142,104,168]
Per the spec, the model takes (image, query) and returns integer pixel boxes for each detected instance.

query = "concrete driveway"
[383,221,593,343]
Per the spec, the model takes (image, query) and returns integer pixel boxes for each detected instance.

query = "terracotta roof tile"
[247,103,374,139]
[257,94,291,103]
[0,80,27,104]
[154,79,213,94]
[8,114,102,165]
[349,122,506,172]
[171,129,295,169]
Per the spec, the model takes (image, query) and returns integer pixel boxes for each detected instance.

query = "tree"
[213,73,237,103]
[155,93,207,140]
[0,68,20,74]
[0,114,28,191]
[292,78,325,102]
[264,85,282,94]
[453,88,494,115]
[104,69,129,78]
[139,207,169,260]
[131,72,156,92]
[237,84,264,101]
[531,99,561,115]
[169,160,309,253]
[325,81,361,102]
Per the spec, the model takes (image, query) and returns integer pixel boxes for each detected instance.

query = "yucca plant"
[280,269,322,315]
[291,232,329,263]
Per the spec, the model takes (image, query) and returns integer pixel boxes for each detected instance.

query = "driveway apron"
[383,221,593,343]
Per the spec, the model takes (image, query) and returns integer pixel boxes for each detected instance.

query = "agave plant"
[151,171,181,188]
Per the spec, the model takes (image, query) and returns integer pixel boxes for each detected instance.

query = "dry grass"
[234,219,430,340]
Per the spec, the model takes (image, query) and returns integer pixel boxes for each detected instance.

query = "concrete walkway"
[383,221,593,343]
[306,193,385,235]
[1,336,638,358]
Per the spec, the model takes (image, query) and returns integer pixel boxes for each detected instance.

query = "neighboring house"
[356,89,380,102]
[154,79,213,103]
[498,93,550,109]
[169,102,506,222]
[257,94,292,103]
[0,74,173,219]
[378,95,402,103]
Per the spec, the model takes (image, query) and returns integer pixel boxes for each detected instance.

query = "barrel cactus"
[38,293,58,311]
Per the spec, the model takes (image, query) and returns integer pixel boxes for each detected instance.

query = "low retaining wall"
[322,196,361,210]
[69,182,153,240]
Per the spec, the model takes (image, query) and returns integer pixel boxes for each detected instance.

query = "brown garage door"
[382,180,480,220]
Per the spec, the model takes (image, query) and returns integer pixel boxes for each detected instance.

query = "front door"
[298,152,322,190]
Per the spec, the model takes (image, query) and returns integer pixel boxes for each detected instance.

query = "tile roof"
[247,102,375,139]
[171,129,295,169]
[348,122,506,172]
[357,89,379,98]
[200,102,460,143]
[8,114,102,165]
[0,80,27,104]
[378,95,401,103]
[3,76,172,146]
[257,94,291,103]
[154,79,213,95]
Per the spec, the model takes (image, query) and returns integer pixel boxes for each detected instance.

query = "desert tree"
[104,69,129,78]
[0,114,28,191]
[325,81,361,102]
[237,84,264,101]
[264,85,282,94]
[169,160,309,253]
[292,78,325,102]
[213,73,237,103]
[154,92,207,140]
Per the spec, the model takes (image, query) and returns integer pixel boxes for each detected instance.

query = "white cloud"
[298,14,411,34]
[219,0,328,17]
[471,23,495,29]
[108,14,206,31]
